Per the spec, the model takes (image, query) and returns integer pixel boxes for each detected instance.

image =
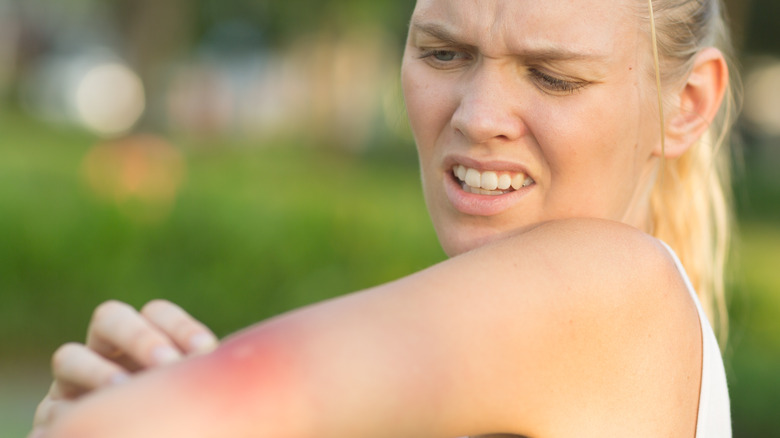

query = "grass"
[1,111,778,436]
[0,111,445,360]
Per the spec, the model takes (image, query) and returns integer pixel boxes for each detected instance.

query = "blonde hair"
[645,0,738,342]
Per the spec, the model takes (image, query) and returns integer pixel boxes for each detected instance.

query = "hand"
[29,299,219,438]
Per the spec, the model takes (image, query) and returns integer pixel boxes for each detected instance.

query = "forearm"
[47,297,449,438]
[48,319,303,437]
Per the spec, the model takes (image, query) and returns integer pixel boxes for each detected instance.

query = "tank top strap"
[656,240,732,437]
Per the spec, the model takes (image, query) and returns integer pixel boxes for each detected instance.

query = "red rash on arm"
[191,322,307,413]
[49,320,316,438]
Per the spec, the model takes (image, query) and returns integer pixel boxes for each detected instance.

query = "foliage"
[1,112,778,436]
[0,111,443,358]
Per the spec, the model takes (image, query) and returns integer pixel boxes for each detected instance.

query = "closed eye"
[529,68,588,95]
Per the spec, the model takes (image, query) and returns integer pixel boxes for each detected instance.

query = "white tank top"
[459,242,732,438]
[660,241,732,437]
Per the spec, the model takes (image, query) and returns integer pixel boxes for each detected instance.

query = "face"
[402,0,664,256]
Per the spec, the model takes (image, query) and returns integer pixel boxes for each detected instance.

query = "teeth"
[456,165,467,181]
[465,168,481,188]
[452,164,535,194]
[511,174,525,190]
[497,174,512,190]
[460,184,506,196]
[481,171,498,191]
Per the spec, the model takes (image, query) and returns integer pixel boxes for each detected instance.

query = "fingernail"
[152,346,182,365]
[190,333,218,355]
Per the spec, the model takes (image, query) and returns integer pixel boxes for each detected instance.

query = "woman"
[31,0,736,436]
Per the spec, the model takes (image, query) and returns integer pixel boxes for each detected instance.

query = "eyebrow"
[409,21,610,63]
[410,22,472,48]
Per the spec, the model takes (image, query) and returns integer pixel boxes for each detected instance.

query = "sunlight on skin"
[50,322,312,437]
[48,303,444,438]
[46,220,700,438]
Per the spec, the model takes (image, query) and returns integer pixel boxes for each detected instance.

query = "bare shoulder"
[426,218,702,436]
[457,218,690,313]
[503,218,675,273]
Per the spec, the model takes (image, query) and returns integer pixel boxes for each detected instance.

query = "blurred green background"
[0,0,778,437]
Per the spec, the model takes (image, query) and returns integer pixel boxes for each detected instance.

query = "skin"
[30,301,219,437]
[35,0,730,436]
[403,0,663,256]
[47,221,701,438]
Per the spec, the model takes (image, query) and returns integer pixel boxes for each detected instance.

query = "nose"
[451,66,527,144]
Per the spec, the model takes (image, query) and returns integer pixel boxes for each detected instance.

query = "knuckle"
[141,299,203,340]
[140,299,173,317]
[91,300,131,324]
[171,319,199,342]
[176,322,209,347]
[51,343,82,369]
[126,325,165,357]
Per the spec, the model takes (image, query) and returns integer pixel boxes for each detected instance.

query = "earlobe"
[656,48,729,158]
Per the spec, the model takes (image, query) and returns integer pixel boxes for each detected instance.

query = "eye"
[529,68,587,95]
[418,49,471,69]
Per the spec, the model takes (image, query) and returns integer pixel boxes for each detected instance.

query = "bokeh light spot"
[81,134,185,224]
[744,59,780,137]
[75,63,146,137]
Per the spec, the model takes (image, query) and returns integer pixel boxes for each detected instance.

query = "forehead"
[411,0,639,57]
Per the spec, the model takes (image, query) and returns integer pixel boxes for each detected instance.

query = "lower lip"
[443,172,534,216]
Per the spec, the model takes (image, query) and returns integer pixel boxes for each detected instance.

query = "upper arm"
[50,219,701,438]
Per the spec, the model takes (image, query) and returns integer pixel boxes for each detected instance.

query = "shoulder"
[458,218,696,345]
[414,219,696,359]
[507,218,670,267]
[466,218,685,306]
[435,218,702,436]
[478,219,700,377]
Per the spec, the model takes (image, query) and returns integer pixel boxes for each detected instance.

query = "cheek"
[541,89,642,168]
[402,63,454,214]
[532,92,646,207]
[401,62,454,154]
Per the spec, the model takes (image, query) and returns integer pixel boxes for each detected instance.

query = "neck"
[621,160,660,234]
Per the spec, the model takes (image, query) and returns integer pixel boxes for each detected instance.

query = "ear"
[656,47,729,158]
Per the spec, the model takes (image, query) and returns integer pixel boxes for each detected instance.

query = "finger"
[86,300,183,368]
[28,427,46,438]
[51,343,129,399]
[32,393,74,431]
[141,299,219,355]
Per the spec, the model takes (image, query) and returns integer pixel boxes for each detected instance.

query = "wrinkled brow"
[410,22,468,46]
[409,21,610,64]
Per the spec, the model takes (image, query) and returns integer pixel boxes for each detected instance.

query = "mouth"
[452,164,535,196]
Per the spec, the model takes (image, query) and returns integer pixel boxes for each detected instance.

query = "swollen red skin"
[203,322,306,405]
[51,320,314,438]
[174,321,313,434]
